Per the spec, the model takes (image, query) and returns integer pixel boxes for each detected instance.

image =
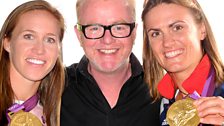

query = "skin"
[3,10,61,101]
[75,0,137,108]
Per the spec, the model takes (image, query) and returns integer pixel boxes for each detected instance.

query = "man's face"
[75,0,137,74]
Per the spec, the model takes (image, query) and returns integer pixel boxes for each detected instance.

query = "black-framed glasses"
[76,22,135,39]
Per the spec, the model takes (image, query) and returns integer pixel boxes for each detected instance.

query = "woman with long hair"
[142,0,224,125]
[0,1,65,125]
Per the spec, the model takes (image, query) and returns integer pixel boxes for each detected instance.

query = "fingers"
[194,96,224,112]
[200,114,223,125]
[193,96,224,125]
[198,106,224,117]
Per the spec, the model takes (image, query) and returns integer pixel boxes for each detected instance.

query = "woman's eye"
[173,25,183,31]
[23,34,34,40]
[151,31,161,37]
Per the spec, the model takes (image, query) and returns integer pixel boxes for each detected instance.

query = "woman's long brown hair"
[0,0,65,125]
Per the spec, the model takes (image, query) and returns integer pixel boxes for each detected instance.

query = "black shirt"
[61,53,160,126]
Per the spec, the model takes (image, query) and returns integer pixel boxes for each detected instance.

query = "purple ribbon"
[6,93,39,123]
[189,67,215,100]
[201,67,215,97]
[188,67,215,126]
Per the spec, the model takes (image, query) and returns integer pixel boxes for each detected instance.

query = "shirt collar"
[158,54,211,99]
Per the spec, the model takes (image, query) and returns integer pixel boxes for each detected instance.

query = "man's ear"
[74,25,84,47]
[3,37,11,52]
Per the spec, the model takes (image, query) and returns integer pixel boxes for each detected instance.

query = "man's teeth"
[100,49,117,54]
[165,50,183,58]
[26,58,45,65]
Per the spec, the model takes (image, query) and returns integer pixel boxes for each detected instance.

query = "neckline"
[158,54,211,99]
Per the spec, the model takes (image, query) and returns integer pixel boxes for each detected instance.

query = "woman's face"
[4,10,61,84]
[144,3,206,76]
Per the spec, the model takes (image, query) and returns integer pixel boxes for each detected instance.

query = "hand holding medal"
[165,61,216,126]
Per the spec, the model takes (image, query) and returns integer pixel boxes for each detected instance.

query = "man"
[60,0,160,125]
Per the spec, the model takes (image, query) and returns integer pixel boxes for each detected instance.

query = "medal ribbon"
[189,67,215,99]
[6,93,39,123]
[189,67,216,126]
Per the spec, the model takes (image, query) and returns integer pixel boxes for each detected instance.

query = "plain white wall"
[0,0,223,66]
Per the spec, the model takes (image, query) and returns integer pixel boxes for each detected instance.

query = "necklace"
[175,89,189,100]
[179,89,188,96]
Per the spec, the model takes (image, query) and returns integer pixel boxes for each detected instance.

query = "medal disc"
[166,98,200,126]
[9,110,42,126]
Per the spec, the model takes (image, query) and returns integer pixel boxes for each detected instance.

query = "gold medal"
[8,110,42,126]
[166,98,200,126]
